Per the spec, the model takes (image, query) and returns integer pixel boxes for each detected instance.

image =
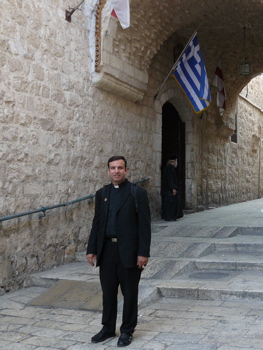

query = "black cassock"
[161,163,184,221]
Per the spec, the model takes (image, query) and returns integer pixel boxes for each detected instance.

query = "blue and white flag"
[173,33,211,114]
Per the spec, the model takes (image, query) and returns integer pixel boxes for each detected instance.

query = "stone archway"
[89,0,263,109]
[153,86,199,209]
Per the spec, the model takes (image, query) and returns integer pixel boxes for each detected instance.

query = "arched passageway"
[96,0,263,108]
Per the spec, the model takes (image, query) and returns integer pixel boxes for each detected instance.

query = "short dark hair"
[108,156,127,168]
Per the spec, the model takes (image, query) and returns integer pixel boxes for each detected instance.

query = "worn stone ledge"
[216,122,234,140]
[91,71,146,101]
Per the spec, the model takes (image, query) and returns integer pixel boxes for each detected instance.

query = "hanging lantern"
[239,25,251,76]
[239,60,251,75]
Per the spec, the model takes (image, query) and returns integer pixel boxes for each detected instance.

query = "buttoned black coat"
[86,180,151,268]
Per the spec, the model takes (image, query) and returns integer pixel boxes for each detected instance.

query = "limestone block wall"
[240,75,263,110]
[202,76,263,208]
[0,1,157,293]
[198,93,263,209]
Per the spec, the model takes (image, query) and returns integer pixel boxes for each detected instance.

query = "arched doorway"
[161,101,186,208]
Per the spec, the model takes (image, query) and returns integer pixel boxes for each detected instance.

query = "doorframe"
[153,87,199,210]
[161,101,186,208]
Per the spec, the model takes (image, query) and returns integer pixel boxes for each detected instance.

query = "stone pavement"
[1,199,263,349]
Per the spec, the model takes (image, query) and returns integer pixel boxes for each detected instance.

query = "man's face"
[171,159,178,167]
[108,159,128,185]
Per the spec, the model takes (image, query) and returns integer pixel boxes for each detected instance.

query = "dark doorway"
[161,101,185,208]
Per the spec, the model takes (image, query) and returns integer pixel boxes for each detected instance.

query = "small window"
[231,114,237,143]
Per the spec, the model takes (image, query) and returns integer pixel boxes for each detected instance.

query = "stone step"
[28,223,263,307]
[25,260,263,307]
[214,242,263,253]
[152,225,239,239]
[158,282,263,301]
[152,225,263,239]
[151,241,214,258]
[195,258,263,271]
[143,257,263,282]
[150,241,263,261]
[27,270,263,306]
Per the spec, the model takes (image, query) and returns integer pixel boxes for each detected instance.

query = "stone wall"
[240,75,263,110]
[198,77,263,208]
[0,0,156,293]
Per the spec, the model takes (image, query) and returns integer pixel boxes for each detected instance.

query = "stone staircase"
[144,223,263,302]
[26,222,263,310]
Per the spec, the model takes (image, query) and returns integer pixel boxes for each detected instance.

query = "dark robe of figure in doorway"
[161,155,184,221]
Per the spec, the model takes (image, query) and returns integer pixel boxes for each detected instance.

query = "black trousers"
[99,240,142,334]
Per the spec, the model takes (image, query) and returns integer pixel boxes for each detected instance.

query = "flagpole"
[153,30,197,101]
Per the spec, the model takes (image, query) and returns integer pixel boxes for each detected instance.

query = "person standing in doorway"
[86,155,151,347]
[161,154,184,221]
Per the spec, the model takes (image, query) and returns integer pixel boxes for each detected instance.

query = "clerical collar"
[112,179,127,189]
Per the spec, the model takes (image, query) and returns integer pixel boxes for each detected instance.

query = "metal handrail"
[0,177,150,222]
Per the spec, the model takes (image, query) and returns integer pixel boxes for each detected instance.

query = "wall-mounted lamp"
[239,24,251,76]
[65,0,85,22]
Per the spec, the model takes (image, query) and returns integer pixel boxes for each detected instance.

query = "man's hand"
[137,256,148,269]
[87,254,97,267]
[172,189,177,196]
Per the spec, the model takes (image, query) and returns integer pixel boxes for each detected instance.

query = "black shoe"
[117,333,133,347]
[91,328,116,343]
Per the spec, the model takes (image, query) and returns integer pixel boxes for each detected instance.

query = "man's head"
[107,156,128,185]
[107,156,127,169]
[168,154,178,167]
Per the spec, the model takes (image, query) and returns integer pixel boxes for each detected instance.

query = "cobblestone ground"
[1,286,263,350]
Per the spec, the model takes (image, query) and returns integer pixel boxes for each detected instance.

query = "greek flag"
[173,33,211,114]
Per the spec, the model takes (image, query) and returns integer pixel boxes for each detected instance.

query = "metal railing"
[0,178,150,223]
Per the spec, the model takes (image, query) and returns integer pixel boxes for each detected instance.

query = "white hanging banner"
[110,0,130,29]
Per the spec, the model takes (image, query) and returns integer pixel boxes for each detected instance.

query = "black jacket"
[87,180,151,268]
